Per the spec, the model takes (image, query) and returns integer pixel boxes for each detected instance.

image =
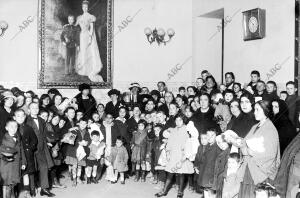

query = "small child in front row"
[194,133,209,195]
[109,136,129,184]
[151,124,163,185]
[154,128,170,190]
[0,120,26,198]
[131,119,148,182]
[222,153,242,198]
[65,118,91,186]
[86,130,105,184]
[196,128,222,198]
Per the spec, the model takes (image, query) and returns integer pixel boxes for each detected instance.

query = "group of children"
[2,69,299,198]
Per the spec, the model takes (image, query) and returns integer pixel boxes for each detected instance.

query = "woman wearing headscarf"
[270,99,297,155]
[237,100,280,198]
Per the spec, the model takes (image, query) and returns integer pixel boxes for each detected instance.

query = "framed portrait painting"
[38,0,113,88]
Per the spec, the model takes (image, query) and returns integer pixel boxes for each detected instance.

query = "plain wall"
[193,0,295,90]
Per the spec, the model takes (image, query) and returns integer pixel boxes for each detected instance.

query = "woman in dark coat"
[230,92,257,138]
[270,99,297,156]
[191,93,220,135]
[105,89,122,119]
[74,84,97,118]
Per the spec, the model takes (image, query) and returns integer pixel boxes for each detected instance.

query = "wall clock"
[242,8,266,41]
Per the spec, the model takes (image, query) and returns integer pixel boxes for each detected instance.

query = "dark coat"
[101,123,120,147]
[271,99,297,156]
[65,128,91,158]
[19,124,38,174]
[151,137,161,167]
[263,92,279,103]
[0,133,26,185]
[197,142,222,188]
[165,115,176,129]
[104,101,122,119]
[74,93,97,118]
[286,94,300,126]
[274,133,300,198]
[0,106,13,141]
[227,112,257,138]
[157,103,169,117]
[113,119,130,146]
[60,119,75,158]
[126,117,139,141]
[191,107,220,135]
[194,145,207,170]
[213,148,231,197]
[26,116,54,170]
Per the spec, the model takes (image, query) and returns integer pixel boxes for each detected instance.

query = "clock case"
[242,8,266,41]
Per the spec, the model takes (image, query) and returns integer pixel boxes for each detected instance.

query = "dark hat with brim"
[108,89,121,97]
[129,82,141,91]
[0,145,17,157]
[78,83,91,92]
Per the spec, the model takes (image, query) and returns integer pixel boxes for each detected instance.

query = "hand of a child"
[246,86,254,94]
[194,168,199,174]
[21,165,26,170]
[47,143,53,147]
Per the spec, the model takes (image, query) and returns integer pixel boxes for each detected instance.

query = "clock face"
[248,16,258,33]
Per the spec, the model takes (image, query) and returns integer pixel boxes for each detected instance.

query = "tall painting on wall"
[38,0,113,88]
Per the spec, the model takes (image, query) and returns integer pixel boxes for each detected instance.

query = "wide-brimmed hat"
[0,145,17,157]
[129,82,141,91]
[107,89,121,97]
[78,83,91,92]
[1,91,17,102]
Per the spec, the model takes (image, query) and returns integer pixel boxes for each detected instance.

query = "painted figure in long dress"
[75,0,103,82]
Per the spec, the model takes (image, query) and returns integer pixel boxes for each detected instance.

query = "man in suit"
[157,81,167,98]
[26,102,55,197]
[61,15,79,75]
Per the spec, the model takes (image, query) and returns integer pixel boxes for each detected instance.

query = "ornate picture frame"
[38,0,113,89]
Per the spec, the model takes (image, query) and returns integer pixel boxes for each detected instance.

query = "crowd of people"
[0,70,300,198]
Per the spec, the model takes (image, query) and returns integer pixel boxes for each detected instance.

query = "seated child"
[86,130,105,184]
[109,136,129,184]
